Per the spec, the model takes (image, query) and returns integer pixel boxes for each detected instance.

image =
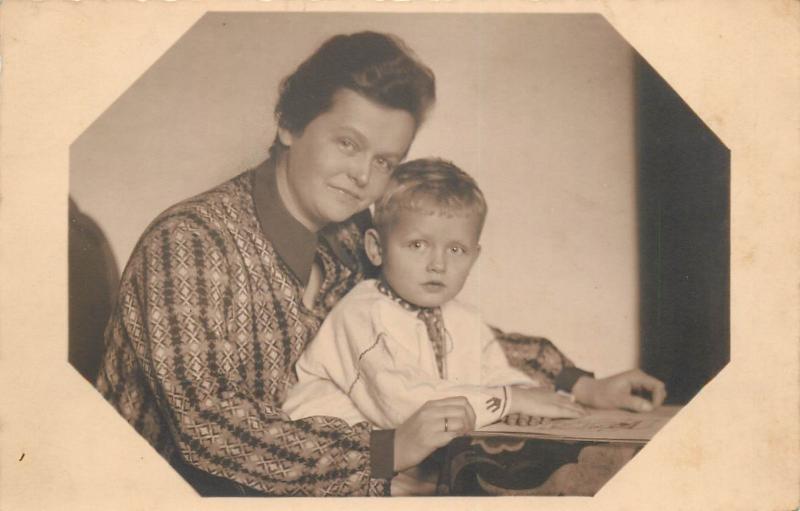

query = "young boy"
[283,158,584,493]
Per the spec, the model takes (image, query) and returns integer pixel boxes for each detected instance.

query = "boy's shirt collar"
[376,278,449,378]
[376,277,440,314]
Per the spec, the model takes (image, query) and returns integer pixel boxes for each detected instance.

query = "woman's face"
[276,88,417,231]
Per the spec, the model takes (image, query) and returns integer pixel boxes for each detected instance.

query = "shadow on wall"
[69,197,120,384]
[635,55,731,405]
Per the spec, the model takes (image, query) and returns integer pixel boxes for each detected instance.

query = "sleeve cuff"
[369,429,395,479]
[500,385,512,419]
[469,387,508,427]
[554,367,595,392]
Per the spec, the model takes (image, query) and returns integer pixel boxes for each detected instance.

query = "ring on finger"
[444,417,449,433]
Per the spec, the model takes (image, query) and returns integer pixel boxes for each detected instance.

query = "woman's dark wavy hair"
[269,31,436,160]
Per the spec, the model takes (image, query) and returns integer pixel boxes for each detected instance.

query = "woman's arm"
[489,326,595,391]
[571,370,667,412]
[488,328,666,412]
[98,214,388,496]
[480,323,542,387]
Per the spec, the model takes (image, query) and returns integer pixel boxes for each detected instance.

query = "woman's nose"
[346,158,371,187]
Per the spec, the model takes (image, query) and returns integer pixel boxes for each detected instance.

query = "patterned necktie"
[417,307,447,379]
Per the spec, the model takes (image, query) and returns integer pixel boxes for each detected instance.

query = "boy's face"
[367,208,482,308]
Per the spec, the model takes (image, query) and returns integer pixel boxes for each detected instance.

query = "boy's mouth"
[421,281,446,292]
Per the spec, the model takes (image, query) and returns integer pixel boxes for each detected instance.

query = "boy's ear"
[277,126,294,147]
[364,228,383,267]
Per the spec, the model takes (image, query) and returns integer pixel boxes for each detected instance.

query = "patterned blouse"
[95,159,586,496]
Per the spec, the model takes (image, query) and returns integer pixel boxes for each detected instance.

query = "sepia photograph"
[68,12,727,497]
[1,2,797,510]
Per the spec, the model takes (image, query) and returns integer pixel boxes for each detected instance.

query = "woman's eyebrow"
[337,125,405,159]
[336,125,368,146]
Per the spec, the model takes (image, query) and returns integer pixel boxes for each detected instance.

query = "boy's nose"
[427,253,446,273]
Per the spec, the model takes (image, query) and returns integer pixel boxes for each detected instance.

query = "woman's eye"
[373,157,392,172]
[338,138,357,153]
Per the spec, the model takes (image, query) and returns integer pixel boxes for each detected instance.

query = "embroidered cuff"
[500,385,511,418]
[476,387,508,426]
[554,366,595,392]
[369,429,395,479]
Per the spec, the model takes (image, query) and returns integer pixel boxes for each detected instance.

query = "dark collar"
[252,158,318,286]
[376,278,439,315]
[251,158,362,286]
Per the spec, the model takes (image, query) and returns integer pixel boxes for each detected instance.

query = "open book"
[473,405,681,443]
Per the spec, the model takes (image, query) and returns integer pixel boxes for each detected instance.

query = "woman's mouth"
[329,185,361,202]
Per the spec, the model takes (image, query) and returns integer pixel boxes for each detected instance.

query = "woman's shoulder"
[156,171,253,223]
[134,170,256,253]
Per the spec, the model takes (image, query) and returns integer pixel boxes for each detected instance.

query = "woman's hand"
[571,369,667,412]
[509,386,586,419]
[393,396,476,472]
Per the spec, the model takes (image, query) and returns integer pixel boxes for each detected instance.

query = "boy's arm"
[336,302,510,430]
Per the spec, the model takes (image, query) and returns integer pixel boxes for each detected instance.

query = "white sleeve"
[282,301,369,425]
[344,301,509,429]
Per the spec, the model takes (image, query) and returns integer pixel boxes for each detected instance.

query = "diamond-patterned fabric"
[95,168,577,496]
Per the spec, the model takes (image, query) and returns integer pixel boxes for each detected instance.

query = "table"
[436,435,641,496]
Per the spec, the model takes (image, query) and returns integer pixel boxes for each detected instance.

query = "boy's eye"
[409,240,427,250]
[449,246,467,255]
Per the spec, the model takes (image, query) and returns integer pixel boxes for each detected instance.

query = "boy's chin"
[406,294,450,309]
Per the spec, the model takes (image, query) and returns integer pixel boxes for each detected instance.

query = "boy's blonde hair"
[373,158,487,235]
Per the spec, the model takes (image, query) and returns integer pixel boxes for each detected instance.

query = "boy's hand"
[503,413,546,426]
[571,369,667,412]
[508,386,586,419]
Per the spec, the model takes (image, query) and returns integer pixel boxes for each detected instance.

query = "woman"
[96,31,665,497]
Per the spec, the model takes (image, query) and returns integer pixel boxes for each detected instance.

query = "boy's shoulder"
[329,280,388,319]
[340,281,482,319]
[337,279,382,306]
[333,280,418,327]
[441,297,482,320]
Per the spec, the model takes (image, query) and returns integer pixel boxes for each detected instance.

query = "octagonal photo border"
[1,2,797,511]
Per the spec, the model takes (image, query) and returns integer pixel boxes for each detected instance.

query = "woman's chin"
[323,205,365,224]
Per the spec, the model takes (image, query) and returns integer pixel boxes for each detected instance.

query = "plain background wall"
[70,13,637,376]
